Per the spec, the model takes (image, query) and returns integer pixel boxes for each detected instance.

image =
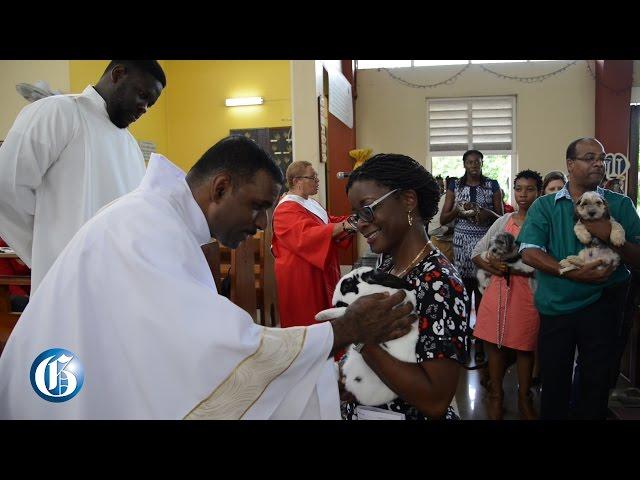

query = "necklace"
[496,280,511,349]
[392,242,432,278]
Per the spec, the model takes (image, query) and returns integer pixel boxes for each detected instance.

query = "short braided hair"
[346,153,440,223]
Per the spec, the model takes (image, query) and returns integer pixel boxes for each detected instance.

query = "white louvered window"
[428,96,515,154]
[427,96,516,203]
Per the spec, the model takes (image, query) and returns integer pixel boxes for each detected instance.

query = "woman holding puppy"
[440,150,503,365]
[471,170,543,419]
[342,154,470,420]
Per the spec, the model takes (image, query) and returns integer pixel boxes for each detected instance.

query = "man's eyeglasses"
[571,153,611,164]
[296,175,319,181]
[347,189,399,229]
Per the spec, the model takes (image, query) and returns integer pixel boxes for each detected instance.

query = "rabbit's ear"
[366,269,412,290]
[315,307,347,322]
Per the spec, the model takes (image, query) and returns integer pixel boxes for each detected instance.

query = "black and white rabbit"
[315,267,417,406]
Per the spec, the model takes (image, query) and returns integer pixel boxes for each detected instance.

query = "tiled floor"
[453,302,542,420]
[455,296,640,420]
[454,344,542,420]
[455,342,639,420]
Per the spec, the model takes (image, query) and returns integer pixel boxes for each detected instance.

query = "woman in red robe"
[0,238,31,311]
[272,161,355,328]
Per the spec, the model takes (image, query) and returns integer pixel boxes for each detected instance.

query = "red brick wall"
[595,60,634,155]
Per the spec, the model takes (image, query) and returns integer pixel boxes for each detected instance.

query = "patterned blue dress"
[448,177,500,280]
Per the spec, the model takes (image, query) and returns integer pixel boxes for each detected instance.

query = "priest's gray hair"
[186,135,284,188]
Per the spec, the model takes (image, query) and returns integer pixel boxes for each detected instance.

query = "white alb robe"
[0,153,340,420]
[0,85,145,291]
[276,194,329,224]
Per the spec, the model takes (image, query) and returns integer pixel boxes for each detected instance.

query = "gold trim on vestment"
[184,327,307,420]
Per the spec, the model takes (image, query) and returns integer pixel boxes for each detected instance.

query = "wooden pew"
[230,235,258,321]
[260,213,279,328]
[211,208,280,327]
[201,241,221,290]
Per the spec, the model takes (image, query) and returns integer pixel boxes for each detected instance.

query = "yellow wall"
[164,60,291,171]
[356,61,596,177]
[0,60,70,138]
[69,60,169,157]
[67,60,292,173]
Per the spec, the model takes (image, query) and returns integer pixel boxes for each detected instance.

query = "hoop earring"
[407,210,413,227]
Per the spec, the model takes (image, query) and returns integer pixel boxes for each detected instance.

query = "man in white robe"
[0,136,414,419]
[0,60,166,291]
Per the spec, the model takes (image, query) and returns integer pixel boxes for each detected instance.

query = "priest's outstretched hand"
[328,290,415,357]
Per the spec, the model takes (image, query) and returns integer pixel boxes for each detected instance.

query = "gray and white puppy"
[476,232,534,294]
[558,191,625,274]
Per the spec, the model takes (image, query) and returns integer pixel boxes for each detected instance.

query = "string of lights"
[379,61,635,93]
[380,63,471,88]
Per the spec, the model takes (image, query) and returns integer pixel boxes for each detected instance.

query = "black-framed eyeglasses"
[571,153,610,164]
[295,175,319,181]
[347,188,399,229]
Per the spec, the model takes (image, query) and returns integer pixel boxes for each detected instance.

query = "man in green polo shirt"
[518,137,640,420]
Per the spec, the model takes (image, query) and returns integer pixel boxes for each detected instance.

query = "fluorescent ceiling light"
[357,60,411,69]
[413,60,469,66]
[471,60,527,64]
[225,96,264,107]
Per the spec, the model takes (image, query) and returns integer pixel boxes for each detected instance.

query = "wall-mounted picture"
[230,127,292,179]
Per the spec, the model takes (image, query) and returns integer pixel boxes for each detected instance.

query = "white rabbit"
[315,267,417,406]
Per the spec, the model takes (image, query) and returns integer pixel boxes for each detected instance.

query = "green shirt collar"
[554,182,606,204]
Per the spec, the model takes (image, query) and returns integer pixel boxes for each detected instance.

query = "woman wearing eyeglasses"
[342,153,470,420]
[272,161,356,328]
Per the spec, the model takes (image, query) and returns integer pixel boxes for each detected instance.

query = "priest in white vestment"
[0,61,166,291]
[0,136,414,420]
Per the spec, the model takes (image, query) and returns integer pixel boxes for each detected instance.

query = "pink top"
[473,216,540,351]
